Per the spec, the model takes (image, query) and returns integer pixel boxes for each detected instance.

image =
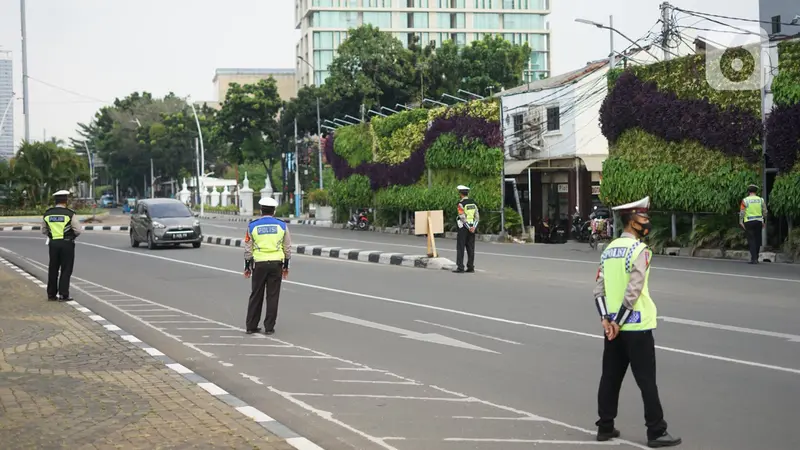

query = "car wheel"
[147,232,157,250]
[192,241,201,248]
[130,231,139,248]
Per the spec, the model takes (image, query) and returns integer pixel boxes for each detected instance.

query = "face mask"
[634,221,652,238]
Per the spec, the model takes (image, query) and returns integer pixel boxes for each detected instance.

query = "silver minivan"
[130,198,203,249]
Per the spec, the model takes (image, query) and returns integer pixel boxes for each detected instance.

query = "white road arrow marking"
[240,372,264,385]
[313,312,498,353]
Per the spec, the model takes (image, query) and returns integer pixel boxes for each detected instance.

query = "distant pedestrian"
[42,190,81,301]
[740,184,766,264]
[243,197,291,335]
[593,196,681,448]
[452,185,479,273]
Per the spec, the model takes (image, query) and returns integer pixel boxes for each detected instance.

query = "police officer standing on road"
[243,197,291,335]
[592,196,681,448]
[740,184,767,265]
[42,190,81,301]
[453,185,479,274]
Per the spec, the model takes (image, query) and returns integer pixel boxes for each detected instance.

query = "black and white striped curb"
[0,225,129,232]
[197,215,332,227]
[201,235,456,270]
[0,255,325,450]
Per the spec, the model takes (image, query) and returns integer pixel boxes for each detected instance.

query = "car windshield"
[148,203,192,218]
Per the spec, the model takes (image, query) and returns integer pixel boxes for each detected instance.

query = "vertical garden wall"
[326,99,504,230]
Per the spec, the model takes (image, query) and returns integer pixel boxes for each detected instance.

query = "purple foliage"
[765,103,800,173]
[326,114,502,190]
[600,72,762,164]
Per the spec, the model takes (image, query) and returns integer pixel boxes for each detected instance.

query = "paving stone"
[0,266,293,450]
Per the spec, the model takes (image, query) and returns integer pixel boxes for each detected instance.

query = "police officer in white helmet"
[243,197,292,335]
[42,189,82,301]
[453,185,479,273]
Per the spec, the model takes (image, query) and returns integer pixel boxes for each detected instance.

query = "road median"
[202,234,457,271]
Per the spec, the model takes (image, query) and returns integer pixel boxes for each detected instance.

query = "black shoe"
[452,268,464,273]
[47,297,58,301]
[264,330,275,335]
[57,296,73,302]
[465,268,475,273]
[597,429,621,442]
[246,328,262,335]
[648,432,682,448]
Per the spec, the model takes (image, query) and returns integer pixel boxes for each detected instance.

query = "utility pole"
[195,137,201,205]
[150,158,155,198]
[294,119,301,218]
[316,97,323,189]
[20,0,30,142]
[760,65,769,249]
[608,15,615,72]
[661,2,678,241]
[360,104,365,122]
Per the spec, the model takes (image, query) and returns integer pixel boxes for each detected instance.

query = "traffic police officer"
[42,189,81,301]
[453,185,479,273]
[243,197,291,335]
[740,184,767,264]
[592,196,681,448]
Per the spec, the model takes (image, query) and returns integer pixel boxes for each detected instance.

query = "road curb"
[0,225,129,232]
[202,235,457,271]
[197,214,332,227]
[0,255,326,450]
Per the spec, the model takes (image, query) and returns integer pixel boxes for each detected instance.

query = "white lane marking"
[243,354,333,359]
[66,231,800,284]
[415,319,523,345]
[166,363,193,374]
[136,314,182,318]
[236,405,274,422]
[174,327,231,331]
[189,343,292,347]
[444,438,620,445]
[143,347,164,356]
[269,387,400,450]
[452,416,542,421]
[198,382,228,396]
[333,380,420,385]
[147,321,211,324]
[37,240,800,375]
[240,373,264,385]
[286,437,326,450]
[119,309,171,312]
[335,367,384,372]
[660,316,800,342]
[121,335,142,343]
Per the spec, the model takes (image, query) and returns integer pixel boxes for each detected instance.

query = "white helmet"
[457,185,470,191]
[258,197,279,207]
[53,190,71,196]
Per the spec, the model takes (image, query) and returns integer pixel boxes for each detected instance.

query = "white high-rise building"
[0,51,13,160]
[294,0,551,90]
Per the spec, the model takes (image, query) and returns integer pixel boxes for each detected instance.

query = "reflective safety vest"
[248,216,286,262]
[458,198,478,227]
[43,206,76,240]
[600,237,657,331]
[742,195,764,222]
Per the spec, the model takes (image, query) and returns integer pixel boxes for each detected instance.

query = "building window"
[473,13,500,29]
[437,0,466,7]
[513,114,523,133]
[436,12,465,28]
[546,106,560,132]
[406,0,429,7]
[364,12,392,28]
[502,13,545,30]
[313,0,359,5]
[365,0,392,6]
[311,11,358,28]
[403,12,429,28]
[313,31,348,49]
[772,15,781,34]
[473,0,497,8]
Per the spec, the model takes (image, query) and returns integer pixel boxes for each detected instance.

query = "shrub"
[772,40,800,107]
[275,203,291,217]
[329,175,372,209]
[307,188,329,206]
[765,102,800,173]
[768,171,800,218]
[689,214,747,253]
[332,123,373,167]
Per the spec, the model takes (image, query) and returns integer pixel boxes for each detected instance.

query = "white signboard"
[592,186,601,195]
[557,184,569,193]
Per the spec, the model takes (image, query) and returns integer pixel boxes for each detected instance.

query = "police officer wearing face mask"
[42,190,82,301]
[453,185,479,274]
[592,196,682,448]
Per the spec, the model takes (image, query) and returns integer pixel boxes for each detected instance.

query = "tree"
[11,141,88,205]
[215,78,283,175]
[458,35,531,96]
[325,25,416,112]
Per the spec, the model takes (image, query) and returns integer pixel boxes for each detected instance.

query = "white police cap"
[456,185,470,191]
[258,197,279,207]
[53,190,71,196]
[612,196,650,214]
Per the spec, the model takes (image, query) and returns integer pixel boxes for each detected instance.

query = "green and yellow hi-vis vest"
[248,216,286,262]
[458,198,478,227]
[742,195,764,222]
[601,237,657,331]
[43,206,76,240]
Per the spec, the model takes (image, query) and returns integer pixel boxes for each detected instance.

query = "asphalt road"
[1,229,798,450]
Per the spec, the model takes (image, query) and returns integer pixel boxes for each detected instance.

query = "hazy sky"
[0,0,758,147]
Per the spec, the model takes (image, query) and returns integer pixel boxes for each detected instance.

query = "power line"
[27,76,110,104]
[672,8,800,27]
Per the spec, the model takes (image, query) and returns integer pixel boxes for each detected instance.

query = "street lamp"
[297,56,324,190]
[0,93,14,139]
[574,17,662,63]
[81,141,94,201]
[186,97,206,217]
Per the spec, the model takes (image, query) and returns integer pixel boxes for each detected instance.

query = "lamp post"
[574,17,662,62]
[187,98,206,217]
[82,141,94,200]
[297,56,324,190]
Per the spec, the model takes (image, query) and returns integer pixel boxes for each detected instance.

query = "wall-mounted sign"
[557,184,569,193]
[592,186,601,195]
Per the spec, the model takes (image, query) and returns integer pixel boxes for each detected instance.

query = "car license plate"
[174,233,187,239]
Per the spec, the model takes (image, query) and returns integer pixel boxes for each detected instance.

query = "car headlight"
[193,220,200,227]
[152,221,166,229]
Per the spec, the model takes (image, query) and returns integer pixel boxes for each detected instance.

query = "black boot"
[597,429,620,442]
[648,432,682,448]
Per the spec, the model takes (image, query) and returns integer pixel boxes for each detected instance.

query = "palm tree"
[11,141,89,206]
[48,137,66,146]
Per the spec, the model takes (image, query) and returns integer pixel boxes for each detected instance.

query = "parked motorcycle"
[571,206,591,242]
[536,217,567,244]
[348,209,370,231]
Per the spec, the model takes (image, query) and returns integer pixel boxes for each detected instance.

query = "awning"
[504,159,539,175]
[578,155,606,172]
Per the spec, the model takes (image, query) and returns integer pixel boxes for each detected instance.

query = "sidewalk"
[0,265,293,449]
